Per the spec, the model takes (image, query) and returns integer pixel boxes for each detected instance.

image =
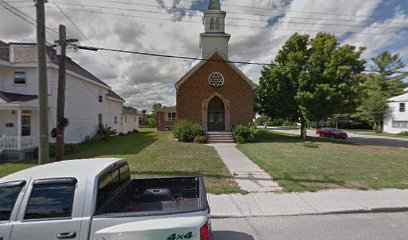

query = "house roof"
[107,89,126,102]
[157,106,176,112]
[388,92,408,102]
[0,91,38,103]
[174,49,255,90]
[0,41,9,62]
[123,108,139,115]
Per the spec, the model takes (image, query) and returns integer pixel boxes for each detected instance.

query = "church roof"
[208,0,221,10]
[174,49,255,90]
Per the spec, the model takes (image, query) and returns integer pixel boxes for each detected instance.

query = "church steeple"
[200,0,231,58]
[208,0,221,10]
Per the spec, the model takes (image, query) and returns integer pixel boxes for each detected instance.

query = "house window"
[210,18,215,29]
[215,18,220,30]
[392,121,408,129]
[98,114,103,125]
[168,112,176,121]
[14,72,27,84]
[114,116,117,124]
[21,115,31,136]
[125,116,128,122]
[98,95,103,103]
[400,103,406,112]
[134,117,137,122]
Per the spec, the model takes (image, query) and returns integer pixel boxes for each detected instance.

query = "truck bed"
[100,176,207,215]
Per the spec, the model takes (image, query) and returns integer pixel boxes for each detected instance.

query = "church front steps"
[207,131,235,143]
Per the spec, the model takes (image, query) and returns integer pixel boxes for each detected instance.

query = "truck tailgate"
[94,216,208,240]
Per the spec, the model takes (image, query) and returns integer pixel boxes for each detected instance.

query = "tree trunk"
[300,117,307,141]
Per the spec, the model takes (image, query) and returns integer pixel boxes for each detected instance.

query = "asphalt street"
[268,128,408,148]
[211,212,408,240]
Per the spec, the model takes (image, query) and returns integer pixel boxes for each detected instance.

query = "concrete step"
[208,139,235,143]
[207,132,235,143]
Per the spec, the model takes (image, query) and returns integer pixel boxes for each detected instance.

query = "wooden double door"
[208,96,225,131]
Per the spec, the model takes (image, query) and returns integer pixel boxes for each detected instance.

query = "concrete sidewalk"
[209,143,281,192]
[208,189,408,217]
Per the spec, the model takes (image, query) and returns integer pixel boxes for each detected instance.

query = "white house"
[122,109,140,134]
[0,41,125,160]
[383,92,408,134]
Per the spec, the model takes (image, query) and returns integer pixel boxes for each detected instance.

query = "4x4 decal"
[167,232,193,240]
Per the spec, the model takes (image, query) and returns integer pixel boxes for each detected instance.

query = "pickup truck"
[0,158,211,240]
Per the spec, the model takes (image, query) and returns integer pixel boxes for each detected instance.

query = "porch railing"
[0,135,38,151]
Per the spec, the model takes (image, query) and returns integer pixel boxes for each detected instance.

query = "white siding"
[107,99,123,133]
[201,36,229,58]
[384,100,408,134]
[122,114,139,134]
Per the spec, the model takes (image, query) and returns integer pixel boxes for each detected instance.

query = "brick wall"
[157,111,176,131]
[176,52,254,131]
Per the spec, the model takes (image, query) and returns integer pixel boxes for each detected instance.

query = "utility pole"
[54,25,77,161]
[35,0,49,164]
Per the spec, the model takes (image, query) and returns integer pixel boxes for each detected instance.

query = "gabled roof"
[0,91,38,103]
[388,92,408,102]
[123,109,139,115]
[175,49,255,90]
[158,106,176,112]
[107,89,125,102]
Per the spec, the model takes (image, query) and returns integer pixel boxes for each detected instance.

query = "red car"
[316,127,348,139]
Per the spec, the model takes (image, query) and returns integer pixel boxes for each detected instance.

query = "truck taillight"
[200,221,210,240]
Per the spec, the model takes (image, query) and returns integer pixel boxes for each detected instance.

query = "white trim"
[106,96,125,103]
[175,49,255,90]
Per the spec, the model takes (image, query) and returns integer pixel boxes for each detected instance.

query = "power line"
[50,0,154,105]
[72,44,408,75]
[49,1,408,31]
[48,6,408,39]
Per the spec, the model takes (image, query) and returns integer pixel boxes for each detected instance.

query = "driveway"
[268,127,408,148]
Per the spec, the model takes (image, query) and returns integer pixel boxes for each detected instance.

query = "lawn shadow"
[64,130,159,159]
[212,231,254,240]
[254,130,358,146]
[274,172,347,191]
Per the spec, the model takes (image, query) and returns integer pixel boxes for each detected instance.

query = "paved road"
[269,128,408,148]
[212,212,408,240]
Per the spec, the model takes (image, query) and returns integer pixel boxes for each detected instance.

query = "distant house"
[0,41,125,160]
[122,108,140,133]
[384,92,408,134]
[156,106,176,131]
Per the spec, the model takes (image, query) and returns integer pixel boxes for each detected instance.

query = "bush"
[194,135,208,144]
[397,131,408,136]
[255,115,272,126]
[95,124,117,141]
[234,122,260,143]
[173,120,204,142]
[33,143,79,159]
[118,132,126,136]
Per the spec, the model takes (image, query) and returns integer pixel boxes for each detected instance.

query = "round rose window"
[208,72,224,88]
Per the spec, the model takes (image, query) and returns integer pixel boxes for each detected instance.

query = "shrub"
[95,124,117,141]
[397,131,408,136]
[234,122,260,143]
[194,135,208,144]
[118,132,126,136]
[33,143,79,158]
[173,120,204,142]
[255,115,272,126]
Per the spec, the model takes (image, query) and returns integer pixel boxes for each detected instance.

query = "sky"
[0,0,407,111]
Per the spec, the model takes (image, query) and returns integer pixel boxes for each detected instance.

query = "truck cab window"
[24,181,76,220]
[0,182,25,221]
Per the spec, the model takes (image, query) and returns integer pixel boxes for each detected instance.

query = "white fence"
[0,135,38,151]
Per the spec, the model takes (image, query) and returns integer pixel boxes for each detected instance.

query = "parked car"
[0,158,211,240]
[316,127,348,139]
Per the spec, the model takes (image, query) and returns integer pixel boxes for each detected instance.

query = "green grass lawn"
[237,131,408,192]
[0,129,242,194]
[344,129,408,139]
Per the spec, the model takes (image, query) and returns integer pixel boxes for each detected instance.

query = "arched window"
[210,18,215,29]
[215,18,220,30]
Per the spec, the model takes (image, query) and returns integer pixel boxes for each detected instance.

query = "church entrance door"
[208,96,225,131]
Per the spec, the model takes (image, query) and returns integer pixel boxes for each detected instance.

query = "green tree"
[152,103,162,112]
[123,105,137,112]
[370,51,408,97]
[257,33,366,139]
[357,73,390,131]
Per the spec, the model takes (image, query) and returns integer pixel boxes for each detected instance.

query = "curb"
[210,207,408,219]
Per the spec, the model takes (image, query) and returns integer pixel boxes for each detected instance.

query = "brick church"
[157,0,255,132]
